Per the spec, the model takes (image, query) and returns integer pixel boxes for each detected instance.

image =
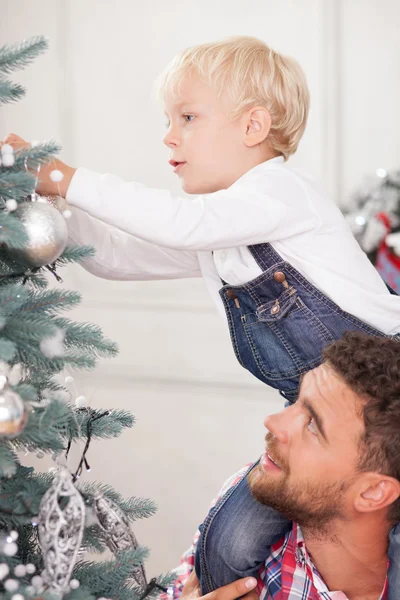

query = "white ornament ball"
[376,168,387,179]
[9,531,18,542]
[4,578,19,592]
[3,542,18,556]
[2,154,15,167]
[6,199,18,212]
[0,382,27,438]
[75,395,88,408]
[14,564,26,577]
[25,563,36,575]
[1,143,14,155]
[62,209,72,220]
[31,575,43,589]
[70,579,80,589]
[65,375,74,384]
[5,200,68,268]
[40,327,65,359]
[50,169,64,182]
[11,594,25,600]
[0,563,10,579]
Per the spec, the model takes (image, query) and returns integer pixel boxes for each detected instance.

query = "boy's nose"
[163,127,180,148]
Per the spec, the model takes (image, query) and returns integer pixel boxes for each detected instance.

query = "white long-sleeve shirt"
[65,156,400,335]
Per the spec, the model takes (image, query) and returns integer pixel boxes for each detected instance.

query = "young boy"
[3,35,400,597]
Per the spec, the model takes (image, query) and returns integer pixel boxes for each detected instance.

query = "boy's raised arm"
[67,206,201,281]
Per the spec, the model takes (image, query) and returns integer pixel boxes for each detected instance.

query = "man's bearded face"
[247,364,367,535]
[248,432,352,533]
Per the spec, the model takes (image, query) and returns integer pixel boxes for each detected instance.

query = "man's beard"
[248,433,351,537]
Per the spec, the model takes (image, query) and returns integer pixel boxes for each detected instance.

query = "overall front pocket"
[244,288,335,380]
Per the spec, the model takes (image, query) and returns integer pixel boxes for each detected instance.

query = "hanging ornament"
[0,375,27,438]
[4,197,68,268]
[38,467,85,594]
[93,493,147,589]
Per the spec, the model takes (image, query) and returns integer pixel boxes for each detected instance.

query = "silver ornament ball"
[6,200,68,268]
[0,380,27,438]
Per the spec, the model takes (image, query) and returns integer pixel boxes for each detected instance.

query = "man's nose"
[264,405,297,444]
[163,125,180,148]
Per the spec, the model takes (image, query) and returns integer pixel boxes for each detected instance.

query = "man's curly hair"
[324,331,400,521]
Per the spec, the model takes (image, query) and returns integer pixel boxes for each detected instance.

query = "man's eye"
[307,418,318,436]
[165,121,171,129]
[183,114,195,123]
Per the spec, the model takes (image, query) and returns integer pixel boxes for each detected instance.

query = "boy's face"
[163,75,252,194]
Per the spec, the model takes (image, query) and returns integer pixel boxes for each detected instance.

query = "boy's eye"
[183,114,195,123]
[307,417,318,436]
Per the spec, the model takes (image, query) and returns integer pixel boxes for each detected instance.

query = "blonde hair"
[156,36,309,160]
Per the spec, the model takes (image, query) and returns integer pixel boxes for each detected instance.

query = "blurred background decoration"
[345,168,400,291]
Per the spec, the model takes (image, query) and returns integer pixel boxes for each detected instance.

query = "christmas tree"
[0,36,171,600]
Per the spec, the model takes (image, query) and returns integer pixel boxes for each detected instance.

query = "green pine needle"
[0,78,25,104]
[0,36,48,75]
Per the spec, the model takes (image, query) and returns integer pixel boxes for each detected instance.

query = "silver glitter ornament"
[5,199,68,268]
[0,376,27,438]
[38,468,85,594]
[93,494,147,589]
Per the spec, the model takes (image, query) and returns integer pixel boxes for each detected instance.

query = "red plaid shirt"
[165,466,388,600]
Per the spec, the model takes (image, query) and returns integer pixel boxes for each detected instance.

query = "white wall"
[1,0,400,577]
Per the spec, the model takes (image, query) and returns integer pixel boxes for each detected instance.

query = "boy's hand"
[0,133,76,199]
[180,572,258,600]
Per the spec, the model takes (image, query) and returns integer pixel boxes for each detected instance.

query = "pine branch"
[66,407,134,441]
[0,441,19,478]
[55,244,96,265]
[0,210,29,248]
[19,288,82,316]
[14,399,70,452]
[0,170,35,199]
[0,337,16,361]
[78,482,156,522]
[52,317,119,358]
[10,141,62,172]
[74,546,149,600]
[0,77,25,105]
[0,36,48,75]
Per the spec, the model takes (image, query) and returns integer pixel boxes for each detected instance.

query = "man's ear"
[243,106,272,147]
[355,473,400,513]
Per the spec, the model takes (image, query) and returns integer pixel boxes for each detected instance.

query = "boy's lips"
[169,159,187,173]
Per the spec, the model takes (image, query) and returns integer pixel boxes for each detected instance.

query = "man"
[169,332,400,600]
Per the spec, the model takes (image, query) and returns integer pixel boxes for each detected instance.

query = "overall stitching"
[221,294,245,369]
[197,461,260,595]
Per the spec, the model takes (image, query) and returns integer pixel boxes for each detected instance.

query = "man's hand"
[180,572,258,600]
[0,133,76,199]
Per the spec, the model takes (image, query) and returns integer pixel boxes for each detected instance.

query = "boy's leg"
[196,461,291,593]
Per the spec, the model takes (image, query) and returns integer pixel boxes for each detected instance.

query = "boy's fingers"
[206,577,257,600]
[2,133,29,150]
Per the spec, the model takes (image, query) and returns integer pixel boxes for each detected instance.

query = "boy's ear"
[244,107,272,147]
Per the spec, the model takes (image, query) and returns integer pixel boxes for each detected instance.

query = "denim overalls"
[195,242,400,598]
